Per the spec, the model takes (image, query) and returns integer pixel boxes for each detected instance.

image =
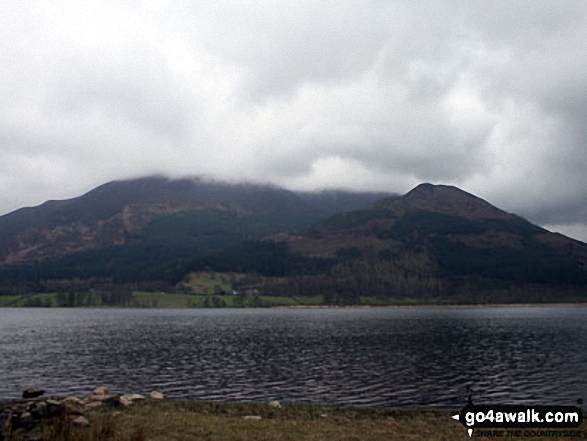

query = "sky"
[1,1,587,241]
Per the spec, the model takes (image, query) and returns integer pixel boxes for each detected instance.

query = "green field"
[179,271,243,294]
[0,293,57,307]
[0,292,326,308]
[0,295,22,307]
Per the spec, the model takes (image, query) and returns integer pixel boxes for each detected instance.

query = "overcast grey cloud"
[1,0,587,241]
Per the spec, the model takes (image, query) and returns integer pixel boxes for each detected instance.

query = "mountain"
[257,183,587,302]
[0,176,389,289]
[1,180,586,303]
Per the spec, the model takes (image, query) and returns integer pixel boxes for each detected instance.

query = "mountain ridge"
[1,179,586,302]
[0,176,390,265]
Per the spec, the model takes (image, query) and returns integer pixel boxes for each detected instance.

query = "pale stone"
[93,387,108,396]
[84,402,102,411]
[268,400,282,409]
[71,416,90,427]
[90,394,116,402]
[121,394,145,402]
[243,415,262,421]
[149,391,164,400]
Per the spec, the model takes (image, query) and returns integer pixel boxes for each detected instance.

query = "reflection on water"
[0,306,585,407]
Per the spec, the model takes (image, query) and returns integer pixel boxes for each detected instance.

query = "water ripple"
[0,307,586,408]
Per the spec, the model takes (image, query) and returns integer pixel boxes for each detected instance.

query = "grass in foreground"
[33,400,585,441]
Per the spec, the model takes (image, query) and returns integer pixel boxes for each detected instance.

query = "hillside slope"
[263,183,587,301]
[0,176,389,289]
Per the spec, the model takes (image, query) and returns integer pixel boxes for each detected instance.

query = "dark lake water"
[0,306,586,408]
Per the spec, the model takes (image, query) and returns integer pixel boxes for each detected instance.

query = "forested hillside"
[1,180,586,303]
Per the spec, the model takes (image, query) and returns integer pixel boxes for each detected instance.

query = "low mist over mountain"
[0,177,388,288]
[1,179,586,302]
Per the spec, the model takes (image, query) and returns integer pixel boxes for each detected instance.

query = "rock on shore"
[21,388,45,399]
[0,388,165,440]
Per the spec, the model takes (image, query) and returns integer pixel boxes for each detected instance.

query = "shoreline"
[1,301,587,309]
[0,394,457,412]
[2,290,586,309]
[3,394,583,441]
[276,301,587,309]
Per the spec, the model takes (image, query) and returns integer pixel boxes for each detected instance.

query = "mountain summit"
[384,183,514,220]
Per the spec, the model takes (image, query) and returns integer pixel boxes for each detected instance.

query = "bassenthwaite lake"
[1,306,586,408]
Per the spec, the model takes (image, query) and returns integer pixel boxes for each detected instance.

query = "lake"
[0,306,586,408]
